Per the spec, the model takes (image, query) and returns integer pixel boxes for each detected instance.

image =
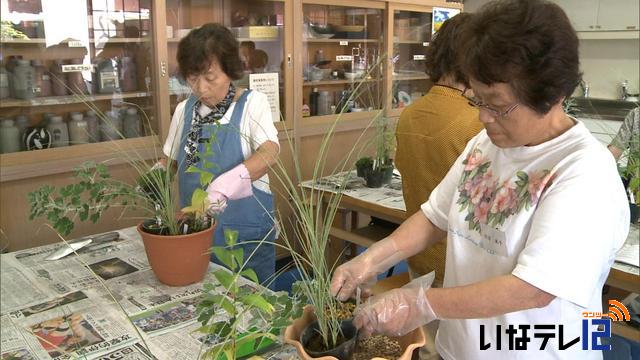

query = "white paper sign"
[339,41,348,46]
[336,55,353,62]
[413,54,426,61]
[249,72,281,122]
[61,64,93,72]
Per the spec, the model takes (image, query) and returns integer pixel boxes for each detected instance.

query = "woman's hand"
[206,164,253,214]
[354,273,438,337]
[330,238,405,301]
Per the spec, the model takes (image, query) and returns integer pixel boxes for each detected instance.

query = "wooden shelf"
[168,37,280,43]
[303,78,381,86]
[1,37,151,44]
[394,40,428,44]
[0,136,160,182]
[304,38,380,43]
[393,74,429,81]
[1,92,151,108]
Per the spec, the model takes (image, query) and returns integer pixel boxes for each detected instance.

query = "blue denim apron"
[177,90,275,285]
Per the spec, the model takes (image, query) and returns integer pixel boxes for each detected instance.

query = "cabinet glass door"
[391,9,432,112]
[0,0,158,155]
[302,3,384,119]
[166,0,286,122]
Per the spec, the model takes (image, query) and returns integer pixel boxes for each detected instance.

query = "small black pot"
[365,169,385,188]
[300,320,357,360]
[630,203,639,224]
[381,165,394,185]
[356,163,372,178]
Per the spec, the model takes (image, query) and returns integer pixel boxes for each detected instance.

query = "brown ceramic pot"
[137,221,215,286]
[284,306,426,360]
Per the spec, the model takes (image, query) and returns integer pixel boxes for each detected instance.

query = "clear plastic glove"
[330,238,408,302]
[354,272,437,338]
[205,164,253,214]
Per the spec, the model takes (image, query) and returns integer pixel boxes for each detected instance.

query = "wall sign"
[249,73,281,122]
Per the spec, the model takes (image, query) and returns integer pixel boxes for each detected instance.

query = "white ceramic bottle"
[100,110,123,141]
[68,112,90,145]
[14,115,30,150]
[85,110,100,142]
[0,118,21,153]
[47,115,69,147]
[12,59,35,100]
[123,107,141,138]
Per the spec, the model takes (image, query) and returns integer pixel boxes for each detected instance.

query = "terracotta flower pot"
[284,306,426,360]
[137,221,215,286]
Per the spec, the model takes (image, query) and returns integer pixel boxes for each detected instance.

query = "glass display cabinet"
[165,0,288,123]
[0,0,159,161]
[301,1,384,123]
[386,4,434,118]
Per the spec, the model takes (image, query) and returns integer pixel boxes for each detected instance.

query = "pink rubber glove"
[354,272,437,338]
[206,164,253,214]
[331,238,408,302]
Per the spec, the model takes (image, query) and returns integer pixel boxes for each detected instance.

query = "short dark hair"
[177,23,243,81]
[459,0,581,114]
[425,12,472,86]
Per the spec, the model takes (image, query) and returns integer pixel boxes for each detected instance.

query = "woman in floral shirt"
[331,1,630,359]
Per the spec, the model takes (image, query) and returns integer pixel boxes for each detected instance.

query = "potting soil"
[353,335,402,360]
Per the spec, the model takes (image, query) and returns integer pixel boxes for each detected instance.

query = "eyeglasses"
[462,89,519,120]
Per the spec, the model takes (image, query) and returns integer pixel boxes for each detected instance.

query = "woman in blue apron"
[162,23,279,285]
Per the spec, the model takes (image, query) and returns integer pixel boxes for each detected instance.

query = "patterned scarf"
[184,83,236,167]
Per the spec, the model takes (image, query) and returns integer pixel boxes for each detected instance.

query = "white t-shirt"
[163,90,279,193]
[421,121,629,360]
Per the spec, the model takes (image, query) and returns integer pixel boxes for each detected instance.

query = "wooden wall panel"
[1,163,146,252]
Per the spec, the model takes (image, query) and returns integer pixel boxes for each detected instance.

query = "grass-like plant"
[259,62,389,349]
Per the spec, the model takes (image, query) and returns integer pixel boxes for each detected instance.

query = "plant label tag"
[68,40,83,48]
[423,42,429,47]
[336,55,353,62]
[413,54,426,61]
[62,64,93,72]
[340,41,348,46]
[479,224,508,257]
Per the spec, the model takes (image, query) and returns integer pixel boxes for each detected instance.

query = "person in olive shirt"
[395,13,482,284]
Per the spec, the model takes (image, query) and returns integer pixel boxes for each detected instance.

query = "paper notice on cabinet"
[250,73,281,122]
[615,244,639,267]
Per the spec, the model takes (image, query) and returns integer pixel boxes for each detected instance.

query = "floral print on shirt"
[456,148,554,231]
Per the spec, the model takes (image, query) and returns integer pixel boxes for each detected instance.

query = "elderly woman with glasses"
[331,0,629,358]
[162,23,279,284]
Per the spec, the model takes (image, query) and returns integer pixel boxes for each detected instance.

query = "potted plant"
[364,117,395,188]
[27,106,218,286]
[264,85,425,358]
[196,229,305,359]
[355,156,373,178]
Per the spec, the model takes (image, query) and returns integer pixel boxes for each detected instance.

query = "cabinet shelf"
[303,78,380,86]
[304,38,379,43]
[0,92,151,108]
[167,37,280,43]
[393,74,429,81]
[394,40,428,44]
[1,37,151,45]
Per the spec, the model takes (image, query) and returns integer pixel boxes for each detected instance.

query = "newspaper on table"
[1,226,295,359]
[300,170,407,211]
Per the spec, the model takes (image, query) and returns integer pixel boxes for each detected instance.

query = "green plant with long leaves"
[619,131,640,203]
[196,229,305,360]
[249,58,390,349]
